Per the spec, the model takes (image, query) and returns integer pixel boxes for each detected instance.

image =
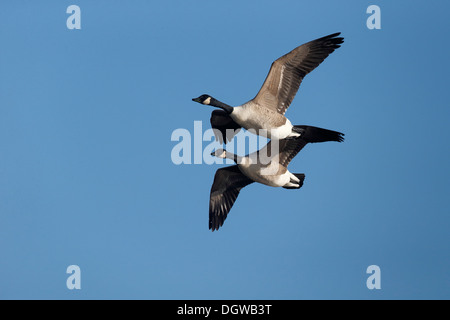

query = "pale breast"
[239,162,288,187]
[231,102,287,133]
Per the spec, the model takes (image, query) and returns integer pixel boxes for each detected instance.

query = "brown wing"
[252,33,344,115]
[275,138,308,168]
[209,165,254,231]
[210,110,241,144]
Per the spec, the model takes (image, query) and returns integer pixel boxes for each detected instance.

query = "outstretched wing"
[209,165,254,231]
[252,33,344,115]
[210,110,241,144]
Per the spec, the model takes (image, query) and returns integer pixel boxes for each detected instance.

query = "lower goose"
[208,125,344,231]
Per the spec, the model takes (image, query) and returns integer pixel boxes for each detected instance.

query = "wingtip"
[323,32,342,39]
[316,32,344,47]
[209,222,222,232]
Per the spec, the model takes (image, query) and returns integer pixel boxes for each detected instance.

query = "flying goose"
[208,125,344,231]
[192,32,344,143]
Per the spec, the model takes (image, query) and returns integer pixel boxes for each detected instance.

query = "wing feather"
[209,166,254,231]
[252,33,344,115]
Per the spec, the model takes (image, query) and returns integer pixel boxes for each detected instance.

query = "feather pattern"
[252,33,344,115]
[209,166,254,231]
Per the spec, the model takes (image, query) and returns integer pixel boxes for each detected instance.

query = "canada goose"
[208,125,344,231]
[192,33,344,143]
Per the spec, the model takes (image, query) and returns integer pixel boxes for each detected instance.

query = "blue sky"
[1,0,449,299]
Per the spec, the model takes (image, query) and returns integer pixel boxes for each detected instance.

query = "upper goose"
[208,125,344,231]
[192,32,344,143]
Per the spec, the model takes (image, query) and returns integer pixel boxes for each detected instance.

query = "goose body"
[192,32,344,143]
[238,164,297,188]
[208,125,344,231]
[232,140,299,187]
[230,102,294,140]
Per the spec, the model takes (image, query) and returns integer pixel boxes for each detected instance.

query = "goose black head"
[192,94,212,105]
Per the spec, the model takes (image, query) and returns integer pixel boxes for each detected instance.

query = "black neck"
[210,98,233,114]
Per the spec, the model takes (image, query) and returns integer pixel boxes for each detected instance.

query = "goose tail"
[292,125,344,143]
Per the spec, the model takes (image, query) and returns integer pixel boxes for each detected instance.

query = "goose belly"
[231,104,293,139]
[268,121,295,140]
[239,164,290,188]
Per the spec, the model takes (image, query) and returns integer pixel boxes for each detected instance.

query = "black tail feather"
[292,125,344,143]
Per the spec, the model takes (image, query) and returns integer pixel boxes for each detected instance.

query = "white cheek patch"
[203,97,211,105]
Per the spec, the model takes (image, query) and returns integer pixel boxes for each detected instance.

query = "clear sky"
[1,0,449,299]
